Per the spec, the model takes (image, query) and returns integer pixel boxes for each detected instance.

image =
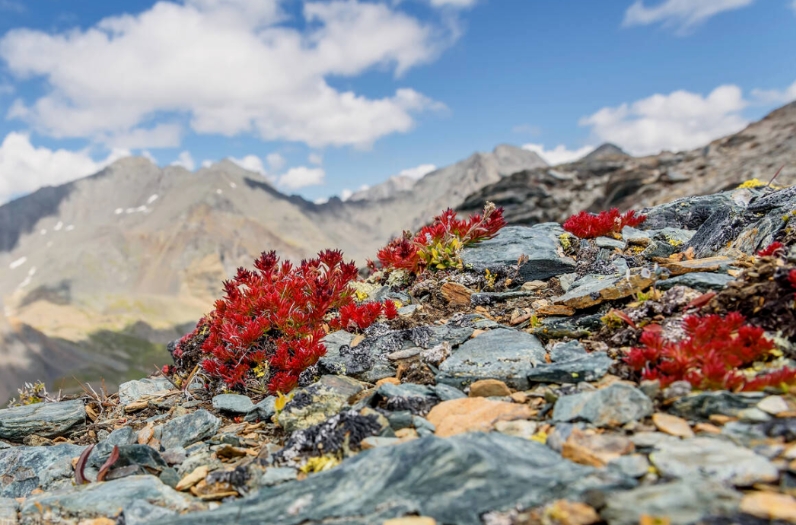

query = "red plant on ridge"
[377,203,506,273]
[757,241,785,257]
[175,249,402,393]
[790,269,796,289]
[563,208,646,239]
[624,312,796,391]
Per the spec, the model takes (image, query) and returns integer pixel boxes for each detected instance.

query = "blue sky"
[0,0,794,204]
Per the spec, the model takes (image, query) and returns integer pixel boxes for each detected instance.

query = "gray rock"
[386,411,414,430]
[257,467,298,487]
[436,329,546,390]
[553,384,653,427]
[527,342,612,384]
[737,407,772,423]
[558,273,578,292]
[0,498,17,525]
[649,437,778,486]
[398,304,419,316]
[0,400,85,441]
[211,394,254,414]
[670,392,764,420]
[102,426,137,446]
[20,475,194,524]
[432,383,466,401]
[0,444,87,497]
[412,416,436,437]
[161,433,633,525]
[160,410,220,450]
[641,228,695,258]
[641,192,737,231]
[595,237,626,250]
[601,480,741,525]
[531,314,604,340]
[245,396,277,422]
[118,377,173,404]
[721,421,769,447]
[608,454,650,479]
[375,383,438,415]
[552,274,619,305]
[657,272,733,291]
[683,204,747,258]
[461,224,576,282]
[124,499,178,525]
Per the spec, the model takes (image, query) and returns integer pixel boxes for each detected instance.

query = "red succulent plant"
[757,241,786,257]
[563,208,646,239]
[624,312,796,391]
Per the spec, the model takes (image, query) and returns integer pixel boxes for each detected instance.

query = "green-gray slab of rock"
[436,329,546,390]
[245,396,277,422]
[211,394,254,414]
[553,383,653,427]
[649,437,778,486]
[160,433,633,525]
[0,444,87,498]
[526,351,612,384]
[0,400,85,441]
[595,237,626,250]
[461,224,576,282]
[160,409,220,450]
[641,228,696,258]
[670,392,765,420]
[600,480,741,525]
[640,192,736,231]
[657,272,733,291]
[276,376,364,433]
[19,475,195,525]
[118,377,173,404]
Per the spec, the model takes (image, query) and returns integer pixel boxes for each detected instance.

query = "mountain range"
[0,101,794,403]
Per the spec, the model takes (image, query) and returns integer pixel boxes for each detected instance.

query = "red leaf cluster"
[377,204,506,273]
[789,269,796,289]
[624,312,796,391]
[757,241,785,257]
[562,208,646,239]
[176,249,402,393]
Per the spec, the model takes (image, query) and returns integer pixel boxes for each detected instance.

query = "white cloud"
[398,163,437,180]
[171,150,196,171]
[579,84,748,156]
[522,144,595,165]
[0,132,128,204]
[266,153,286,171]
[0,0,450,148]
[429,0,477,7]
[314,196,329,204]
[140,150,158,165]
[340,188,353,201]
[751,80,796,105]
[623,0,754,32]
[308,152,323,165]
[278,166,325,189]
[97,124,182,149]
[231,154,266,174]
[201,159,213,168]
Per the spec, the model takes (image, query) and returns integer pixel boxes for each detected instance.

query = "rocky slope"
[0,145,546,402]
[0,182,795,524]
[459,101,796,226]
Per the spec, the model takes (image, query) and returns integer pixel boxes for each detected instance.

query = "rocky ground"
[2,182,796,525]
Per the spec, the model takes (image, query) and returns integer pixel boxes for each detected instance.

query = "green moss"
[558,233,572,251]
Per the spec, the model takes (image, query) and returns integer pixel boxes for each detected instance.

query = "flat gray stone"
[595,237,626,250]
[160,433,633,525]
[461,224,576,282]
[601,480,741,525]
[553,384,653,427]
[211,394,254,414]
[160,409,220,449]
[641,228,696,258]
[257,467,298,487]
[0,400,85,441]
[436,329,546,390]
[103,426,137,446]
[527,342,612,384]
[118,377,173,404]
[670,392,764,420]
[0,444,87,498]
[650,437,778,486]
[432,384,466,401]
[245,396,277,422]
[123,499,178,525]
[20,475,194,524]
[657,272,733,291]
[608,454,650,479]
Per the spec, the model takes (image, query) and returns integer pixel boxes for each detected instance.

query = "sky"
[0,0,794,205]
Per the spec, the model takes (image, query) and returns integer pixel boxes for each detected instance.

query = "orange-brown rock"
[426,397,534,437]
[440,282,473,306]
[468,379,511,398]
[561,428,634,467]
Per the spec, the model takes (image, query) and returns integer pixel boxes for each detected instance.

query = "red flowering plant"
[173,249,396,394]
[624,312,796,391]
[375,202,506,274]
[563,208,646,239]
[758,241,786,257]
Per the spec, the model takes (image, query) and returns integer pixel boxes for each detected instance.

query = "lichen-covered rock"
[160,410,220,450]
[0,400,85,441]
[670,392,765,420]
[211,394,254,414]
[461,224,576,282]
[19,475,197,525]
[119,377,173,404]
[553,384,653,427]
[276,376,365,433]
[0,444,87,497]
[436,329,546,390]
[161,433,633,525]
[657,272,733,291]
